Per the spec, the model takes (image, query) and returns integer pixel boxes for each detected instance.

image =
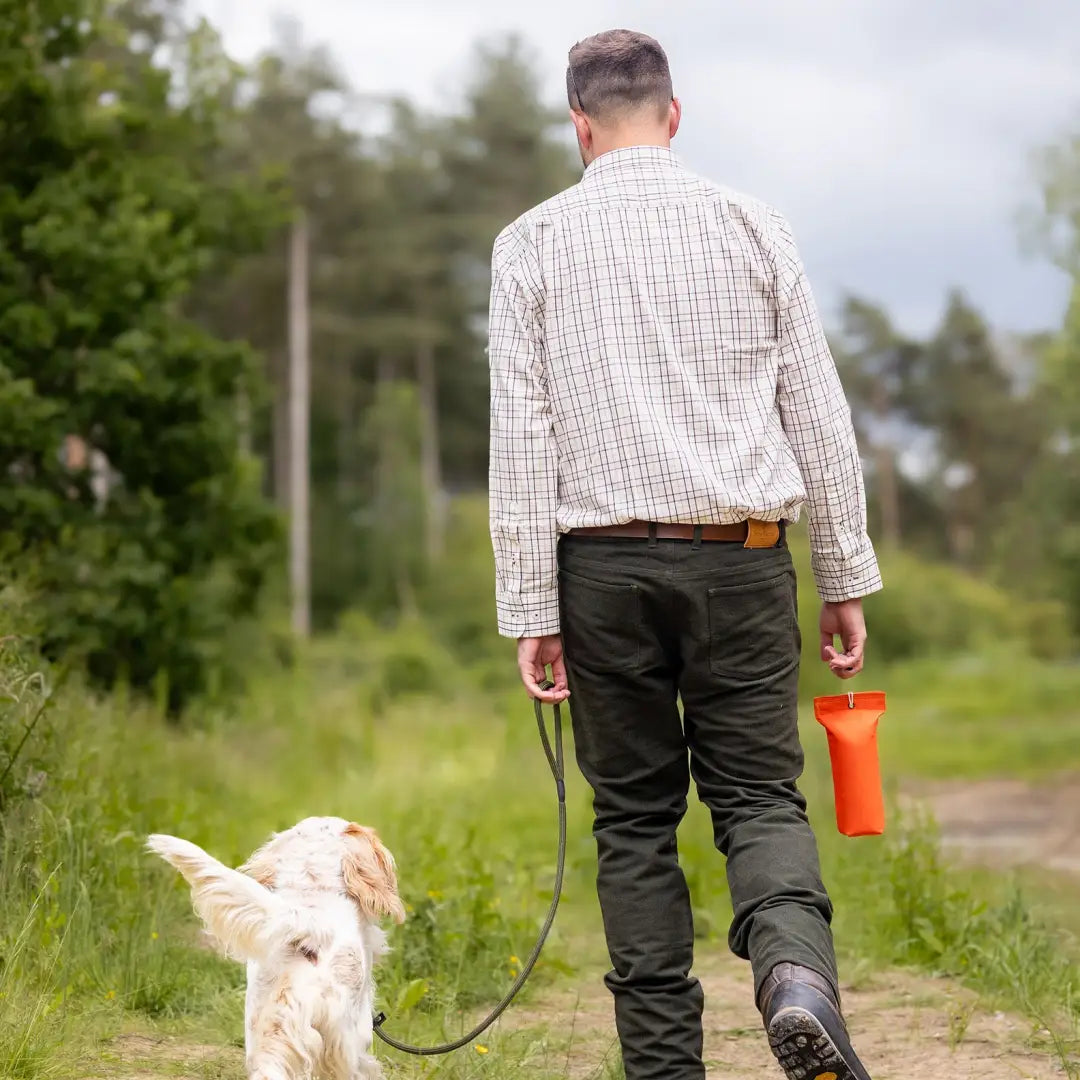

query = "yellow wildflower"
[475,1045,489,1054]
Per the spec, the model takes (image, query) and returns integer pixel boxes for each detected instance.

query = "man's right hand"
[819,599,867,679]
[517,634,571,703]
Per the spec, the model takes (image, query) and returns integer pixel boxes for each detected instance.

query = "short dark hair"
[566,29,673,122]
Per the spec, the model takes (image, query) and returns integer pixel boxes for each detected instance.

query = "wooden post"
[272,347,290,509]
[288,209,311,637]
[416,338,445,563]
[872,381,901,548]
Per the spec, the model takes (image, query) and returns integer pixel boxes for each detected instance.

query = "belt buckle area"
[743,519,780,549]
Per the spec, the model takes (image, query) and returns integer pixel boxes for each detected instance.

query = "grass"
[2,506,1080,1076]
[867,651,1080,779]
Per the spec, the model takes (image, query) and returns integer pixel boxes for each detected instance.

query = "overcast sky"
[194,0,1079,338]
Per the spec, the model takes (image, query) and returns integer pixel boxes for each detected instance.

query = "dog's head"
[241,816,406,925]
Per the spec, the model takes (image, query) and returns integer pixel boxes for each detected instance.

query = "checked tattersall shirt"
[488,145,882,639]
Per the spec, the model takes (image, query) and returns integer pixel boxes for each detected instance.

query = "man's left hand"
[819,599,867,679]
[517,635,570,703]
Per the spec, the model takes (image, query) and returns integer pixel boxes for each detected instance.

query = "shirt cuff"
[810,545,884,603]
[496,589,561,639]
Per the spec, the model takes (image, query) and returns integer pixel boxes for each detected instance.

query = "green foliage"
[3,600,1080,1075]
[1032,130,1080,277]
[0,638,54,814]
[0,620,587,1075]
[993,285,1080,635]
[871,652,1080,779]
[0,0,283,708]
[184,32,578,625]
[411,502,1076,706]
[861,546,1074,662]
[833,292,1050,572]
[882,818,1080,1047]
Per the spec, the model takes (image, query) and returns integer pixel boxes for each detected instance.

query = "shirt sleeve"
[488,244,560,638]
[772,214,883,602]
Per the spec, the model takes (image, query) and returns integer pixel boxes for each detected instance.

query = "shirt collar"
[582,145,684,183]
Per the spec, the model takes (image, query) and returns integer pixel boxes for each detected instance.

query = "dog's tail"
[147,833,326,963]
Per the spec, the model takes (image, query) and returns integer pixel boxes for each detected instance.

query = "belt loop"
[776,520,786,548]
[647,521,658,549]
[691,524,703,551]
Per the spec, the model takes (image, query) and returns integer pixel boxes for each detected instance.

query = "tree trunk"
[416,340,445,563]
[288,210,311,638]
[377,354,395,385]
[272,346,289,509]
[874,444,901,548]
[336,356,354,504]
[871,382,901,548]
[237,387,252,456]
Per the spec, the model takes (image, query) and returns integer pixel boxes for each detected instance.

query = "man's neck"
[591,131,670,159]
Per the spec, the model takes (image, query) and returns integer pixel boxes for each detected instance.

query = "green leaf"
[395,978,429,1014]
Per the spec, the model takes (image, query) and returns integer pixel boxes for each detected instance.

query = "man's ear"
[668,97,682,140]
[571,109,593,152]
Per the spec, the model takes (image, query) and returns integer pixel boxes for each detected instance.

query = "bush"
[882,815,1080,1023]
[413,502,1079,701]
[314,610,456,702]
[785,527,1076,681]
[0,0,284,710]
[863,551,1074,662]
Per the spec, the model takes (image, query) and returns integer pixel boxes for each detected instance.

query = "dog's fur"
[147,817,406,1080]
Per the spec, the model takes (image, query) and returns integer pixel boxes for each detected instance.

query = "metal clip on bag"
[813,691,887,837]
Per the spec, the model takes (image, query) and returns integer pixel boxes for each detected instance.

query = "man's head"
[566,29,680,166]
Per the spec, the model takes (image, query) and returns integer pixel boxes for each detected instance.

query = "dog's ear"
[341,823,406,924]
[239,838,277,890]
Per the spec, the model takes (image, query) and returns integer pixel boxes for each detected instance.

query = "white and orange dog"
[148,817,406,1080]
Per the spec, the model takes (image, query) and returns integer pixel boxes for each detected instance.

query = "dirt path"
[101,777,1080,1079]
[913,774,1080,875]
[512,773,1080,1079]
[518,950,1063,1080]
[103,955,1063,1080]
[97,1033,238,1079]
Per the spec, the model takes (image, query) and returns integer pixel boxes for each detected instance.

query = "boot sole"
[766,987,872,1080]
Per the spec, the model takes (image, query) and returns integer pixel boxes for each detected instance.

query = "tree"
[904,293,1044,567]
[985,124,1080,629]
[1029,132,1080,277]
[426,38,579,485]
[992,287,1080,630]
[185,26,390,626]
[832,298,922,549]
[0,0,281,708]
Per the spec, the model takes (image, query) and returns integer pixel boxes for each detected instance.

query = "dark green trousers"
[558,534,837,1080]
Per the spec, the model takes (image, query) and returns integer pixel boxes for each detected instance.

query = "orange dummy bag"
[813,691,887,837]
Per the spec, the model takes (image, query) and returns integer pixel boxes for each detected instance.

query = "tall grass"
[2,505,1079,1076]
[838,818,1080,1076]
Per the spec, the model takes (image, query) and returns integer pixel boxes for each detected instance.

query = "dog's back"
[244,910,387,1079]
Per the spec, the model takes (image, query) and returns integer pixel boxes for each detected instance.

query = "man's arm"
[488,243,560,640]
[772,214,883,606]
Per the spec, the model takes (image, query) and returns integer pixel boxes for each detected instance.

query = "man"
[487,28,882,1080]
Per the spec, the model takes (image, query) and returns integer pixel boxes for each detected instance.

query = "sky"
[193,0,1080,338]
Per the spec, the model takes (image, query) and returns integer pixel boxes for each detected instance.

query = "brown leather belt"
[567,519,783,549]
